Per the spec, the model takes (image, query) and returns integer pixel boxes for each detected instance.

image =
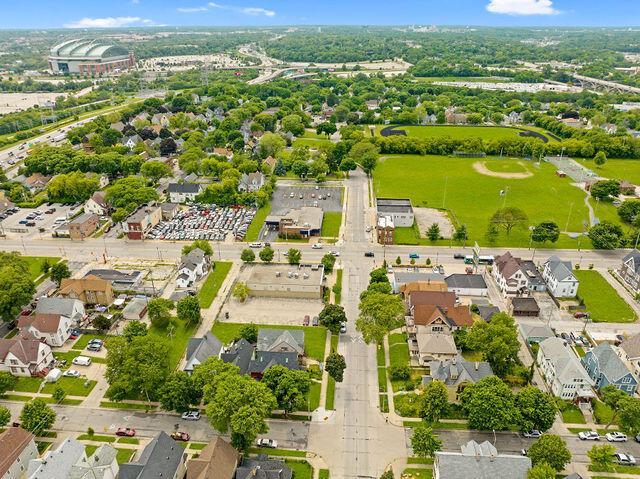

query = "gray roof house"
[35,298,85,323]
[167,183,203,203]
[445,274,488,296]
[476,305,500,322]
[423,354,493,397]
[184,332,223,374]
[519,323,555,344]
[122,297,149,320]
[538,337,594,400]
[238,172,265,192]
[582,343,638,395]
[542,256,579,298]
[257,329,304,357]
[119,431,186,479]
[220,338,255,375]
[235,455,292,479]
[26,438,118,479]
[434,440,531,479]
[621,332,640,363]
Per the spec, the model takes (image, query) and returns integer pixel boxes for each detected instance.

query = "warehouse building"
[376,198,414,227]
[265,206,323,238]
[246,264,325,299]
[49,39,135,75]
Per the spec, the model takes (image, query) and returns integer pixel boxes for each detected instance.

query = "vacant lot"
[22,256,60,281]
[375,155,590,247]
[198,261,232,308]
[321,211,342,238]
[574,270,636,323]
[577,158,640,185]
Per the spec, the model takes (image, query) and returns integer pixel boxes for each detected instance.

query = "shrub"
[389,365,411,381]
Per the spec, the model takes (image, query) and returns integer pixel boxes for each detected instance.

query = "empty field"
[577,158,640,185]
[574,270,636,323]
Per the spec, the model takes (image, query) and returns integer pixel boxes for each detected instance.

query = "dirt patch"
[414,207,454,239]
[473,161,533,179]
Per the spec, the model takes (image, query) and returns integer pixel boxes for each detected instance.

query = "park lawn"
[42,377,96,397]
[561,404,586,424]
[396,125,524,141]
[148,320,198,369]
[22,256,60,281]
[375,154,592,248]
[211,322,328,361]
[198,261,233,308]
[285,460,313,479]
[245,203,271,242]
[573,270,636,323]
[402,469,433,479]
[577,158,640,185]
[321,212,342,238]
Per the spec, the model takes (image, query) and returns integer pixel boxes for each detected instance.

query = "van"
[72,356,92,366]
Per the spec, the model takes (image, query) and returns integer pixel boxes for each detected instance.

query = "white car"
[312,243,323,249]
[330,251,340,257]
[181,411,200,421]
[578,431,600,441]
[256,438,278,448]
[606,432,628,442]
[615,453,636,465]
[249,242,263,248]
[63,369,81,378]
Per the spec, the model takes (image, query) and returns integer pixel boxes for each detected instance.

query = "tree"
[50,262,70,287]
[588,221,625,249]
[490,207,528,236]
[262,365,311,415]
[0,372,17,396]
[321,253,336,272]
[618,200,640,224]
[339,158,357,176]
[453,225,468,243]
[182,240,213,256]
[40,259,51,275]
[177,296,201,326]
[485,222,499,244]
[349,141,379,175]
[419,380,449,424]
[587,444,615,469]
[411,423,443,458]
[241,248,256,263]
[159,371,200,412]
[0,405,10,427]
[467,312,520,376]
[395,256,401,266]
[590,180,620,201]
[20,399,56,435]
[459,376,518,430]
[594,150,607,167]
[600,385,627,428]
[325,352,346,382]
[319,304,347,334]
[232,282,250,302]
[527,463,557,479]
[140,160,172,182]
[356,292,404,344]
[527,434,571,471]
[531,221,560,244]
[239,323,258,343]
[258,132,286,158]
[259,246,274,263]
[46,172,99,202]
[92,314,112,332]
[515,386,556,432]
[427,223,440,241]
[204,373,277,450]
[122,320,147,342]
[316,122,337,138]
[52,386,66,403]
[281,114,305,136]
[159,138,177,156]
[106,177,158,210]
[617,396,640,436]
[369,267,389,284]
[380,471,394,479]
[287,249,302,265]
[147,298,174,329]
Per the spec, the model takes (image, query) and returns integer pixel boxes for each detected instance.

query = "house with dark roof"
[235,455,292,479]
[542,256,579,298]
[220,338,255,375]
[238,172,265,192]
[35,298,85,323]
[476,305,500,322]
[492,251,545,296]
[510,297,540,317]
[619,249,640,293]
[0,333,53,377]
[122,134,142,150]
[445,274,488,296]
[18,313,74,347]
[186,437,238,479]
[119,431,186,479]
[423,354,494,400]
[582,343,638,395]
[85,269,143,291]
[257,329,304,357]
[168,182,203,203]
[184,332,223,374]
[0,427,37,479]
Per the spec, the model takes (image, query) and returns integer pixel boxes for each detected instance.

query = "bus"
[464,255,495,265]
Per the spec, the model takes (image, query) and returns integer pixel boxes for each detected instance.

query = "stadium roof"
[49,39,129,60]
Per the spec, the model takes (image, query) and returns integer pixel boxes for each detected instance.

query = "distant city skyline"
[0,0,639,29]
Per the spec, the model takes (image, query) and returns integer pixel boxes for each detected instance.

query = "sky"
[0,0,639,29]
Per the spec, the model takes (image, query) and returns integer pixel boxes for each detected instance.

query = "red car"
[303,315,310,326]
[574,312,589,319]
[116,427,136,437]
[171,431,190,442]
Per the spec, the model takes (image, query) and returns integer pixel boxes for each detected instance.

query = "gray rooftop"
[236,456,292,479]
[220,338,255,375]
[519,323,555,340]
[587,343,633,382]
[435,440,531,479]
[119,431,185,479]
[545,256,575,282]
[168,182,202,194]
[425,355,493,387]
[445,274,488,290]
[27,437,86,479]
[376,197,413,214]
[539,337,593,385]
[622,249,640,274]
[35,298,83,318]
[185,332,222,372]
[621,333,640,359]
[393,271,445,285]
[257,329,304,355]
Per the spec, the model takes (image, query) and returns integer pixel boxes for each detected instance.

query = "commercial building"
[123,203,162,240]
[246,264,325,300]
[68,213,100,240]
[49,39,135,75]
[376,198,414,227]
[445,274,488,296]
[265,207,324,238]
[376,215,394,245]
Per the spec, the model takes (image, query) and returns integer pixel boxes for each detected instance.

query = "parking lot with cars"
[0,202,82,238]
[270,185,343,215]
[147,204,257,241]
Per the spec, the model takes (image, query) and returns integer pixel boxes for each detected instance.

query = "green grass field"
[211,322,328,361]
[285,460,313,479]
[245,203,271,242]
[198,261,232,308]
[577,158,640,184]
[375,155,592,247]
[574,270,636,323]
[561,403,586,424]
[21,256,61,281]
[391,125,525,141]
[293,129,333,149]
[41,377,96,397]
[402,468,433,479]
[321,212,342,238]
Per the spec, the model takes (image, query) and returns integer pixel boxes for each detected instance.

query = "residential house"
[213,147,233,159]
[84,191,110,216]
[26,438,118,479]
[235,455,292,479]
[445,274,488,296]
[59,275,114,305]
[434,440,531,479]
[510,297,540,317]
[619,249,640,293]
[257,329,304,357]
[542,256,579,298]
[519,323,555,344]
[411,326,458,365]
[176,248,209,288]
[68,213,100,240]
[122,297,148,320]
[423,354,494,400]
[119,431,186,479]
[0,427,38,479]
[601,123,618,134]
[220,338,255,375]
[444,108,469,125]
[477,305,500,322]
[423,113,437,125]
[168,183,203,203]
[619,333,640,378]
[0,333,54,377]
[492,251,546,295]
[151,113,172,127]
[503,111,523,125]
[85,269,143,291]
[123,203,162,240]
[18,313,73,347]
[263,156,277,171]
[24,173,50,192]
[184,332,222,374]
[537,337,594,400]
[185,437,238,479]
[35,298,85,324]
[582,343,638,395]
[238,172,265,192]
[122,134,142,150]
[365,99,380,110]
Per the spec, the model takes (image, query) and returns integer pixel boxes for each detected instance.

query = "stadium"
[48,39,135,75]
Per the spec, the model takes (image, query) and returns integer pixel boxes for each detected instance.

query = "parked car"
[364,252,374,257]
[330,251,340,257]
[340,322,347,334]
[614,453,636,465]
[606,432,628,442]
[574,312,589,319]
[181,411,200,421]
[63,369,80,378]
[116,427,136,437]
[520,449,527,456]
[72,356,92,366]
[256,438,278,448]
[522,430,542,439]
[303,315,310,326]
[170,431,190,442]
[453,253,465,260]
[87,344,102,352]
[409,253,420,259]
[250,242,263,248]
[312,243,323,249]
[578,431,600,441]
[312,316,319,326]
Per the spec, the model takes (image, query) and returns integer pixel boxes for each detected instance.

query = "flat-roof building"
[265,207,323,238]
[49,39,134,75]
[246,264,325,299]
[376,198,414,227]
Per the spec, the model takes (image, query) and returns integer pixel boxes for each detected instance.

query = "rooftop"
[69,213,98,225]
[247,264,325,287]
[50,39,129,60]
[376,197,413,214]
[445,274,488,290]
[119,431,185,479]
[435,440,531,479]
[0,427,35,477]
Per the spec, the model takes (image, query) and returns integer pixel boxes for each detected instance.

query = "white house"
[238,172,265,193]
[27,438,118,479]
[167,183,203,203]
[35,298,85,324]
[492,251,546,296]
[17,314,74,347]
[0,334,53,377]
[176,248,209,288]
[84,191,109,216]
[122,134,142,150]
[537,337,594,400]
[0,427,38,479]
[541,256,579,298]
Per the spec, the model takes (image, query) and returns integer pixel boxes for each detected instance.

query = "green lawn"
[188,442,207,450]
[389,125,526,141]
[375,155,592,248]
[198,261,232,308]
[116,448,135,464]
[293,130,333,149]
[22,256,61,281]
[334,269,342,304]
[461,350,484,362]
[245,203,272,242]
[574,270,636,323]
[401,468,433,479]
[72,334,114,350]
[326,377,336,410]
[77,434,116,442]
[117,437,139,445]
[149,320,198,369]
[319,469,330,479]
[589,464,640,474]
[593,399,617,425]
[99,401,156,411]
[561,403,586,424]
[388,333,409,368]
[249,447,306,457]
[408,457,434,465]
[305,381,321,411]
[378,367,387,392]
[12,377,43,393]
[577,158,640,185]
[42,377,96,397]
[285,460,313,479]
[321,212,342,238]
[211,322,328,361]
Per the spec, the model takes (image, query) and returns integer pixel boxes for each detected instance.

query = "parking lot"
[0,202,83,239]
[270,185,343,215]
[147,204,257,241]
